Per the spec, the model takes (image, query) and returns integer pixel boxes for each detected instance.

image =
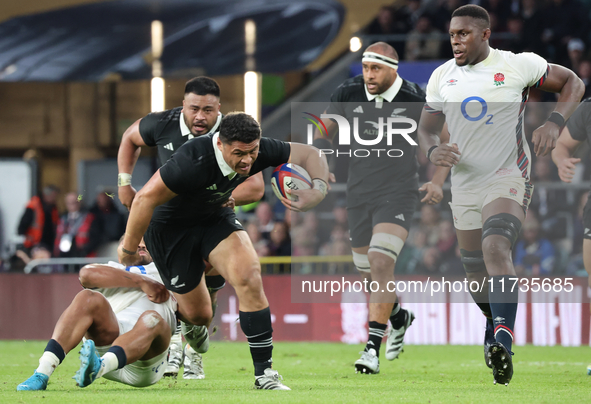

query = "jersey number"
[461,96,494,124]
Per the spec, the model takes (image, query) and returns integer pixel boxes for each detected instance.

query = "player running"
[117,77,264,379]
[418,5,584,386]
[313,42,438,374]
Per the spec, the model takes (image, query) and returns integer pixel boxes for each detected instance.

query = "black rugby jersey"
[326,75,425,201]
[139,107,222,165]
[567,98,591,144]
[154,133,290,225]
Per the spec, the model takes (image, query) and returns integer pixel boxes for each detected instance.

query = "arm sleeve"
[250,138,291,175]
[425,67,444,111]
[566,100,591,142]
[138,113,161,147]
[159,144,206,194]
[516,52,549,88]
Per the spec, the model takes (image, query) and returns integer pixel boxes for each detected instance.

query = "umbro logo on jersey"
[164,142,174,151]
[354,106,364,113]
[395,214,405,221]
[206,184,218,191]
[446,79,458,86]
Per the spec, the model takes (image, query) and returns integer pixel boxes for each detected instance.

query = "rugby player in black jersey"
[117,77,264,379]
[119,112,329,389]
[313,42,441,374]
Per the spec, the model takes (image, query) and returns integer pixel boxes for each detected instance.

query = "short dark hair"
[184,76,220,98]
[452,5,490,28]
[219,112,261,144]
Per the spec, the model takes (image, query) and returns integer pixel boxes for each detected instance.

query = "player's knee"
[229,261,262,290]
[75,289,106,310]
[482,235,512,268]
[140,311,164,331]
[460,249,487,279]
[367,233,404,279]
[183,309,212,326]
[482,213,521,248]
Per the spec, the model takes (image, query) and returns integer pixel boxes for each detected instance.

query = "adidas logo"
[164,142,174,151]
[235,219,241,226]
[206,184,218,191]
[395,214,405,221]
[353,106,364,113]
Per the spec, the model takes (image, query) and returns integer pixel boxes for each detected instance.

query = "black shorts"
[583,191,591,240]
[144,209,244,294]
[347,189,419,248]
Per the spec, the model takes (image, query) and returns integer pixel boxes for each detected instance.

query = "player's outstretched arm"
[79,264,169,303]
[119,170,176,266]
[281,142,330,212]
[118,118,146,209]
[232,172,265,206]
[533,64,585,157]
[551,126,582,183]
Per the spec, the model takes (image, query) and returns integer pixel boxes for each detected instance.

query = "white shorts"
[449,177,533,231]
[94,296,176,387]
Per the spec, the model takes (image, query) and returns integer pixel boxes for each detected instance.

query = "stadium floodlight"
[350,36,362,52]
[244,19,260,122]
[151,77,165,112]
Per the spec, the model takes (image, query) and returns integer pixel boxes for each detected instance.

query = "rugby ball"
[271,163,312,201]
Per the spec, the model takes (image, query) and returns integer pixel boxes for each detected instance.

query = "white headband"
[362,51,399,70]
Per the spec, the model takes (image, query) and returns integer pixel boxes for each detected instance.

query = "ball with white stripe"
[271,163,312,201]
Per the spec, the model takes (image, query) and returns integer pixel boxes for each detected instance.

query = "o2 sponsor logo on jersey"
[303,112,417,158]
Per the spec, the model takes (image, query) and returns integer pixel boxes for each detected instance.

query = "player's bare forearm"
[232,172,264,206]
[417,109,444,155]
[79,264,145,289]
[431,166,451,186]
[117,119,145,175]
[288,143,329,183]
[123,171,176,252]
[313,115,337,142]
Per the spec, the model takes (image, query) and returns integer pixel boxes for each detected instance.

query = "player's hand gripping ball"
[271,163,312,202]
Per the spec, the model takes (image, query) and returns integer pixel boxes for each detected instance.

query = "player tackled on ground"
[418,4,584,386]
[117,76,265,379]
[118,112,329,390]
[17,238,177,391]
[313,41,438,374]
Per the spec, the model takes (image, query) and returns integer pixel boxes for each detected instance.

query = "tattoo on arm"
[121,247,137,255]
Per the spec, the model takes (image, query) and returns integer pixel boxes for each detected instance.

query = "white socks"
[36,352,60,377]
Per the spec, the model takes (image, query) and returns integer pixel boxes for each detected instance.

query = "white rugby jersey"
[95,261,177,315]
[426,48,548,191]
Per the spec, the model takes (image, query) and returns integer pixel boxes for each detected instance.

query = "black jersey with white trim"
[154,134,290,225]
[139,107,222,165]
[326,75,425,200]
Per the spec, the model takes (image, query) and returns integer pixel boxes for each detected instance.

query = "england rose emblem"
[494,73,505,86]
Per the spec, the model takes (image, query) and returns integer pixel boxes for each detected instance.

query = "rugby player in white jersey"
[17,238,178,391]
[417,4,584,386]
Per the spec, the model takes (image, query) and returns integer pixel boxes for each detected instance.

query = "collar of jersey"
[212,133,237,179]
[180,111,223,137]
[365,74,403,102]
[467,48,497,69]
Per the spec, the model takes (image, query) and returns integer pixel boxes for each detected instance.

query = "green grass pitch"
[1,341,589,403]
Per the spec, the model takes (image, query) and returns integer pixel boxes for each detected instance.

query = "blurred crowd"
[366,0,591,98]
[7,186,127,273]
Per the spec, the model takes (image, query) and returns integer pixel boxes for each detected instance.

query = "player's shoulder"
[333,75,366,99]
[174,133,216,162]
[143,106,182,122]
[496,48,546,66]
[399,79,426,100]
[428,59,457,82]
